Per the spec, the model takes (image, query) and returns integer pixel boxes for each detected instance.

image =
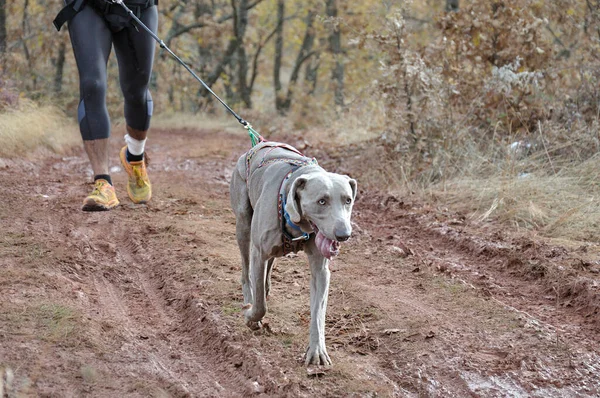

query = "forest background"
[2,0,600,243]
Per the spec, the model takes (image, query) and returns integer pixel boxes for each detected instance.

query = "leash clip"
[291,233,311,242]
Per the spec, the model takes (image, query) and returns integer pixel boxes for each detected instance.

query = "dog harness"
[244,142,307,182]
[245,142,318,255]
[54,0,158,31]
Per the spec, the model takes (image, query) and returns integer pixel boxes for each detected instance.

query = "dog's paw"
[246,319,262,331]
[305,344,332,367]
[242,304,263,330]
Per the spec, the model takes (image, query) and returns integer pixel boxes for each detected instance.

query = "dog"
[230,141,357,366]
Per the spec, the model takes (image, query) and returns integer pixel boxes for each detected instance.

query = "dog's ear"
[285,175,309,224]
[347,177,358,201]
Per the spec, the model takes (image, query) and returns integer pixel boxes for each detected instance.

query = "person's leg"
[68,5,118,210]
[113,6,158,153]
[113,6,158,204]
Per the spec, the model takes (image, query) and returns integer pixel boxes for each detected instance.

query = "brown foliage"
[437,0,552,130]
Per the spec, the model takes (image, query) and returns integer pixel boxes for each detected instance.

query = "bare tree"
[54,41,66,93]
[326,0,344,108]
[273,0,284,110]
[164,0,265,47]
[196,0,252,108]
[273,3,318,114]
[21,0,36,90]
[0,0,5,55]
[304,53,320,96]
[234,0,251,108]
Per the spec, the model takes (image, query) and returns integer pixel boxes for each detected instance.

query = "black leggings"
[67,4,158,141]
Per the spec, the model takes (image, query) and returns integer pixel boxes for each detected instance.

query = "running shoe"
[119,146,152,204]
[82,179,119,211]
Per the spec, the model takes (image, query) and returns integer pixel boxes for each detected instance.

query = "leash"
[109,0,264,147]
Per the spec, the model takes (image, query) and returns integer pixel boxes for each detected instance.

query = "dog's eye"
[318,199,327,206]
[345,198,352,205]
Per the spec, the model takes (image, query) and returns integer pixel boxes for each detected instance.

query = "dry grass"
[149,112,241,132]
[151,99,385,147]
[429,130,600,243]
[0,101,79,158]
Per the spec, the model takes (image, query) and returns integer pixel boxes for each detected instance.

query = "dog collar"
[279,169,312,241]
[277,168,317,256]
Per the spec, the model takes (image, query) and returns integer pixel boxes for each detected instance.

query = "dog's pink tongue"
[315,231,340,259]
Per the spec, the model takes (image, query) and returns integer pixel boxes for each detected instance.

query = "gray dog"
[230,141,357,366]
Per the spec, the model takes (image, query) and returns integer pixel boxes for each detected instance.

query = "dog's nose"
[336,234,351,242]
[335,227,352,242]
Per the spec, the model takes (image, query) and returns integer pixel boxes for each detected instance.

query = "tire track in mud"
[126,226,297,396]
[89,226,247,397]
[92,275,195,396]
[110,223,290,396]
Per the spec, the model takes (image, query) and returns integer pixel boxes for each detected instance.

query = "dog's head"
[285,172,357,259]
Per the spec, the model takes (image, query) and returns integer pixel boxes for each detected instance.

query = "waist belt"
[53,0,158,31]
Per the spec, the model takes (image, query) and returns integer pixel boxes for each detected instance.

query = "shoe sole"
[82,199,120,212]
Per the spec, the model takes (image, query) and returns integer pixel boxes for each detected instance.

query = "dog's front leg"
[265,258,275,299]
[305,249,332,366]
[244,244,268,330]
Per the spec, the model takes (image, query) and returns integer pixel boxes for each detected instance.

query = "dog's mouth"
[311,223,340,260]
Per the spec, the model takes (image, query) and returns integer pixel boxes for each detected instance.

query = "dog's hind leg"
[305,246,332,366]
[238,220,252,306]
[230,167,253,306]
[244,244,268,330]
[265,258,275,300]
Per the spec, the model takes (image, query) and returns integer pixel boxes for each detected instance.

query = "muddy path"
[1,127,599,397]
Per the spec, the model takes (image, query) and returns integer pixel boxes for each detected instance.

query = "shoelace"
[91,181,109,198]
[132,165,147,188]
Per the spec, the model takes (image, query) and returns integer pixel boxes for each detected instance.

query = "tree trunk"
[194,1,215,110]
[326,0,344,108]
[224,60,236,104]
[22,0,36,91]
[279,10,316,112]
[54,41,66,93]
[0,0,6,56]
[273,0,284,110]
[200,38,239,98]
[199,0,251,106]
[234,0,251,108]
[305,52,321,96]
[446,0,459,12]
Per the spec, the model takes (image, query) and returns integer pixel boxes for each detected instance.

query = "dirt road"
[1,127,599,397]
